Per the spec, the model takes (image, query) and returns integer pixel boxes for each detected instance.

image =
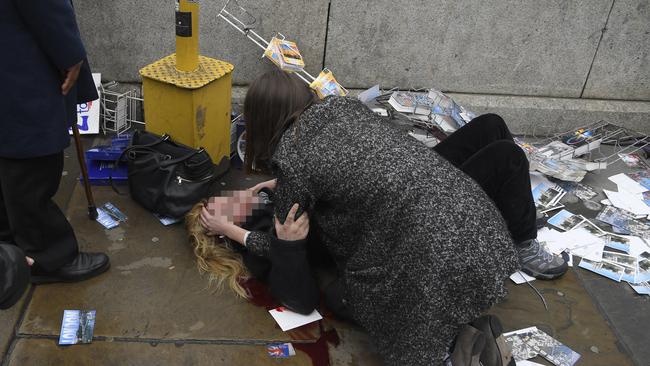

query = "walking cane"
[71,123,98,220]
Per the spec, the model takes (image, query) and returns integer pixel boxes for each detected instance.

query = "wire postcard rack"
[99,81,144,135]
[216,0,649,169]
[217,0,347,96]
[517,120,650,168]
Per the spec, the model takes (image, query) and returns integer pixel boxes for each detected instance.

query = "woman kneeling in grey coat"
[200,69,566,365]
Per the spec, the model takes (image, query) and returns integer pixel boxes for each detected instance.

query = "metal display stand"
[518,121,650,168]
[99,81,144,135]
[217,0,346,94]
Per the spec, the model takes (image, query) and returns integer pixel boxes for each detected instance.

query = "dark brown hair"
[243,69,316,173]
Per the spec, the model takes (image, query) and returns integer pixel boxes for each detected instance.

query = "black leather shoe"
[31,252,110,284]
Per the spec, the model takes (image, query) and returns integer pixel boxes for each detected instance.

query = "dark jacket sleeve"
[268,237,320,315]
[11,0,86,70]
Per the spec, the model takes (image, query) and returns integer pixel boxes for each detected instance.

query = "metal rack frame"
[217,0,347,95]
[518,120,650,167]
[99,81,144,135]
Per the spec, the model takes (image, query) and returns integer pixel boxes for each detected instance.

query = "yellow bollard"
[140,1,234,172]
[175,0,199,72]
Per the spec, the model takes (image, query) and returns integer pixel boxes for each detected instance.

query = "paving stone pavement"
[0,138,641,365]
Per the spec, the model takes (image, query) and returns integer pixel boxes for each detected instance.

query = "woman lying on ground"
[186,190,334,314]
[197,69,567,365]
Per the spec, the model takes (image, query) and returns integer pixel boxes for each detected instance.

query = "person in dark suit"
[0,0,109,283]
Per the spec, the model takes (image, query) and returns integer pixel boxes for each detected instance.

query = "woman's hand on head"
[248,178,277,194]
[199,205,235,236]
[274,203,309,241]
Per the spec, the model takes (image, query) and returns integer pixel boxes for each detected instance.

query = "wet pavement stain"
[116,257,173,271]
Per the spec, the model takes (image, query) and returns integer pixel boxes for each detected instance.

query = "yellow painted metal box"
[139,54,234,167]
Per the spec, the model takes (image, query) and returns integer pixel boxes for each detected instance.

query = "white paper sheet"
[510,271,536,284]
[268,307,322,332]
[603,189,650,216]
[628,236,650,257]
[609,173,649,194]
[517,361,545,366]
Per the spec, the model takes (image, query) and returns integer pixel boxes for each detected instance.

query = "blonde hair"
[185,202,250,298]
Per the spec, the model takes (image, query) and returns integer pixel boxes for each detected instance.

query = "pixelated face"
[206,190,265,225]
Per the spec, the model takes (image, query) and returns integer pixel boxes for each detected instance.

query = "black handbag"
[119,131,216,218]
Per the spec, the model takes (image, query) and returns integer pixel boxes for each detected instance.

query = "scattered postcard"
[510,271,536,285]
[59,310,96,345]
[268,307,322,332]
[266,343,296,358]
[619,153,650,169]
[602,251,637,267]
[574,218,606,236]
[530,157,587,182]
[628,170,650,190]
[629,281,650,296]
[537,141,575,161]
[636,256,650,283]
[603,234,631,253]
[503,327,540,361]
[627,237,650,258]
[358,84,381,103]
[520,328,581,366]
[153,213,183,226]
[548,210,585,231]
[540,205,565,214]
[596,205,635,227]
[516,361,546,366]
[596,206,650,238]
[557,182,598,201]
[579,258,625,282]
[533,184,564,208]
[96,208,118,229]
[611,225,631,235]
[570,243,604,262]
[102,202,127,222]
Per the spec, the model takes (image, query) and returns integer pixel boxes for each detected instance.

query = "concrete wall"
[75,0,648,101]
[75,0,649,133]
[75,0,329,86]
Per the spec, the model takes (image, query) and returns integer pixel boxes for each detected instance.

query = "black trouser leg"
[434,113,514,167]
[460,141,536,243]
[0,185,11,243]
[434,114,536,244]
[0,153,78,271]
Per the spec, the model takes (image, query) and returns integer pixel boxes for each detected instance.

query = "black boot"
[470,315,515,366]
[451,325,486,366]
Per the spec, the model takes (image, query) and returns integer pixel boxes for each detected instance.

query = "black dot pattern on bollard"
[139,54,234,89]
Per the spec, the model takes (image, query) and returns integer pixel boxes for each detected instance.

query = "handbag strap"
[109,133,170,195]
[158,148,205,168]
[109,136,208,195]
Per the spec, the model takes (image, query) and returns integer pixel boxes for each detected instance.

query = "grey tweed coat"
[247,96,519,365]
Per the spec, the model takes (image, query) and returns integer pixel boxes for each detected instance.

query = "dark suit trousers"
[0,152,78,271]
[434,113,537,244]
